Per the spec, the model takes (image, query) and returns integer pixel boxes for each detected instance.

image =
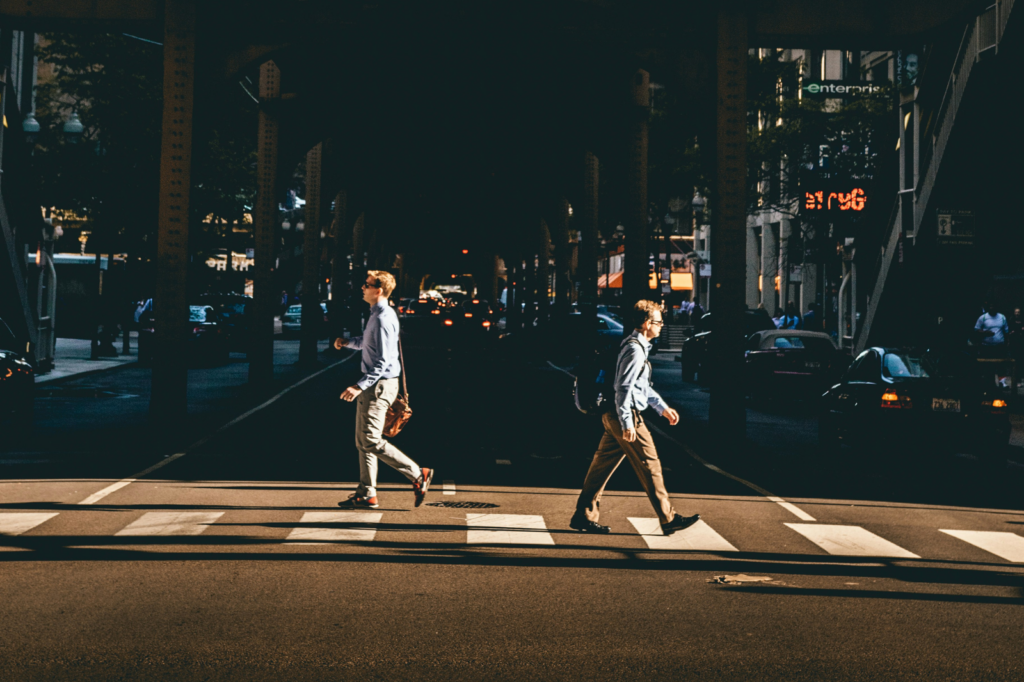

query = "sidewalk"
[36,335,139,385]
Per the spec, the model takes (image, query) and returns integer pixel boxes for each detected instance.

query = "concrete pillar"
[760,220,777,316]
[299,142,323,364]
[779,218,792,311]
[577,151,599,335]
[150,0,195,419]
[745,223,760,309]
[248,60,281,387]
[623,69,650,310]
[709,3,748,444]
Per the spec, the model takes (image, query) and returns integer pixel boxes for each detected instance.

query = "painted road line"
[78,352,359,506]
[785,523,919,558]
[0,512,59,536]
[628,517,738,552]
[286,512,382,544]
[940,529,1024,563]
[443,480,456,495]
[115,511,225,537]
[545,360,817,523]
[466,513,555,545]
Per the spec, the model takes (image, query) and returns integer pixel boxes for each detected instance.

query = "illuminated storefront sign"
[802,81,885,98]
[803,187,867,214]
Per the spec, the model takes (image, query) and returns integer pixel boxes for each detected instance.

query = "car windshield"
[189,306,211,323]
[771,336,833,351]
[287,305,302,315]
[883,353,929,379]
[598,315,624,331]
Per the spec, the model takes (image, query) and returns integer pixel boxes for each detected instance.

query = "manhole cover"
[425,501,499,509]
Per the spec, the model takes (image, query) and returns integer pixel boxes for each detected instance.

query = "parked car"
[280,302,329,338]
[197,293,251,350]
[818,347,1012,460]
[744,330,849,399]
[0,316,33,422]
[681,308,777,383]
[138,305,231,365]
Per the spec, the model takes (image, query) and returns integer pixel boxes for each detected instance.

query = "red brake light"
[983,398,1008,413]
[881,391,912,409]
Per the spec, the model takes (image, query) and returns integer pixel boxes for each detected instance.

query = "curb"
[34,360,139,387]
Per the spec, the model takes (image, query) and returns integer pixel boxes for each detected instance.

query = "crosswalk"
[1,510,1023,564]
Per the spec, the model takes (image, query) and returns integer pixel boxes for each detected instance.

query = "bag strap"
[397,334,409,402]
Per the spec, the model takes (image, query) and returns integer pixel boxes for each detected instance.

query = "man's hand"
[662,407,680,426]
[340,385,363,402]
[333,337,348,350]
[623,428,637,443]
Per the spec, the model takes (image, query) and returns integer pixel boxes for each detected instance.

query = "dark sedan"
[819,347,1011,461]
[0,317,33,422]
[681,308,777,383]
[138,305,231,365]
[745,330,848,399]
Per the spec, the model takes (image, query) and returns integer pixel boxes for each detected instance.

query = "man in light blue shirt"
[334,270,433,509]
[571,300,700,536]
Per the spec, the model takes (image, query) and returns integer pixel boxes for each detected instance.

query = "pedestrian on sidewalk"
[333,270,433,509]
[570,300,700,535]
[777,300,802,330]
[974,300,1009,359]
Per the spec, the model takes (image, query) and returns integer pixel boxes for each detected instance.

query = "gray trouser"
[355,377,420,498]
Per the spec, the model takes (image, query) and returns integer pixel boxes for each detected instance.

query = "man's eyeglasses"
[362,281,380,289]
[649,319,665,326]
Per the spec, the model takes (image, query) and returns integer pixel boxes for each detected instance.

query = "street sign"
[936,209,974,246]
[699,264,712,278]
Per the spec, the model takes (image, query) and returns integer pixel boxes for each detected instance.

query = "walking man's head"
[363,270,396,305]
[985,300,997,315]
[632,300,665,340]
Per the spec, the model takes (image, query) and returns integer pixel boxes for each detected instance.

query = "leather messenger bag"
[383,336,412,438]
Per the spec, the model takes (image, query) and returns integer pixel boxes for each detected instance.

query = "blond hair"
[366,270,396,298]
[631,299,662,329]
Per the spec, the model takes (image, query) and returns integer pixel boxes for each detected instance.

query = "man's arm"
[346,335,364,350]
[614,343,644,432]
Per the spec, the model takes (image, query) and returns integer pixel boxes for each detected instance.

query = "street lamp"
[22,112,40,144]
[63,111,84,143]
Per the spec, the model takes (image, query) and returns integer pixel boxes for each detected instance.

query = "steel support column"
[329,188,347,341]
[150,0,194,420]
[623,69,650,311]
[577,151,599,344]
[299,142,322,364]
[248,60,281,387]
[709,6,748,443]
[551,198,571,314]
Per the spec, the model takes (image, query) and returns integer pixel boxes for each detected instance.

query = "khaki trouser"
[355,377,420,498]
[575,410,676,524]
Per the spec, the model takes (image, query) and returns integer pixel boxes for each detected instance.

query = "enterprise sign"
[802,81,884,98]
[803,187,867,214]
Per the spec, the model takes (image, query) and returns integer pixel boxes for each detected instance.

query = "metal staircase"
[854,0,1017,354]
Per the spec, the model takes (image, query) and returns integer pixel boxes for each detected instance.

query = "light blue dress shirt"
[348,301,401,390]
[615,330,668,432]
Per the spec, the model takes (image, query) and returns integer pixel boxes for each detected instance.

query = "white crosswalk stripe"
[785,523,919,558]
[115,512,225,537]
[466,513,555,545]
[628,518,738,552]
[286,512,382,544]
[940,529,1024,563]
[0,512,59,536]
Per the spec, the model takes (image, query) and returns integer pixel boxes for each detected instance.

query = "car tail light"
[465,313,473,318]
[407,308,415,314]
[881,391,912,409]
[2,368,11,379]
[444,319,453,326]
[398,307,405,313]
[482,320,491,328]
[193,326,206,334]
[431,310,440,315]
[982,398,1008,413]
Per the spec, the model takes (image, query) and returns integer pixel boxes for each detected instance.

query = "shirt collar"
[371,300,389,315]
[630,329,651,349]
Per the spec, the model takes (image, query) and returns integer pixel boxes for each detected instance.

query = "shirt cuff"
[356,377,374,390]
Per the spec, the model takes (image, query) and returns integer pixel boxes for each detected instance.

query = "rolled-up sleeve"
[356,316,398,390]
[615,345,644,431]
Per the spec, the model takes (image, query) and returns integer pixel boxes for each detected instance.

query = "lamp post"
[22,112,40,147]
[63,111,84,143]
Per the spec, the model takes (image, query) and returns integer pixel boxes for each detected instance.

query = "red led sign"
[803,187,867,213]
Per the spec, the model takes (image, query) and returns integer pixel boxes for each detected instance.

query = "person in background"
[777,300,802,330]
[803,302,821,332]
[974,300,1009,358]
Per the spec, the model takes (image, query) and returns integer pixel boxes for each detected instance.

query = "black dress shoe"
[661,513,700,536]
[570,515,611,534]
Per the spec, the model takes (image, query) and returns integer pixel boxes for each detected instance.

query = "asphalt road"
[1,333,1023,681]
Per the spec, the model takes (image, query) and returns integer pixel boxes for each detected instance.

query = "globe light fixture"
[63,111,85,143]
[22,112,40,144]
